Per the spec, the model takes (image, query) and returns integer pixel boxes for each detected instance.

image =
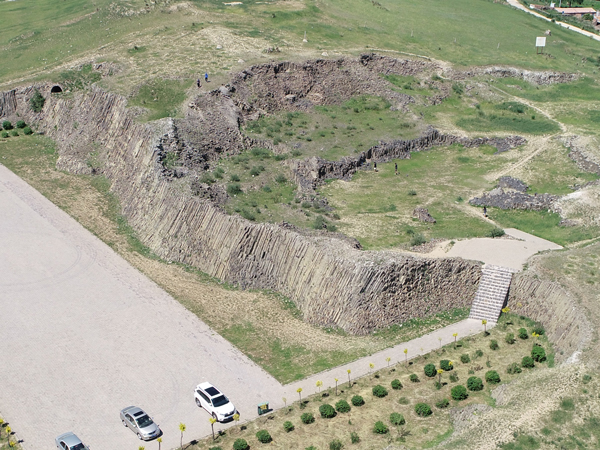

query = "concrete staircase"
[469,265,515,323]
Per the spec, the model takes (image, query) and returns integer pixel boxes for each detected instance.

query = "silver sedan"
[55,432,89,450]
[119,406,162,440]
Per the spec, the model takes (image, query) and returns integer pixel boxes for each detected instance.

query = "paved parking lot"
[0,164,282,450]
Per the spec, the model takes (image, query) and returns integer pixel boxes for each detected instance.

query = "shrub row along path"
[2,164,543,450]
[507,0,600,42]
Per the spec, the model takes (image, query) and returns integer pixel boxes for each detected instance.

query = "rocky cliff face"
[1,78,482,335]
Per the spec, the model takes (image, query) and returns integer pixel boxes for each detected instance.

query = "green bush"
[532,324,545,336]
[440,360,453,371]
[409,374,420,383]
[319,404,336,418]
[2,120,13,130]
[233,439,249,450]
[350,431,360,443]
[449,372,459,383]
[262,185,272,192]
[522,356,535,368]
[209,446,223,450]
[0,131,8,138]
[351,395,364,407]
[414,403,433,417]
[518,328,529,340]
[507,363,522,374]
[30,90,46,112]
[390,412,405,426]
[275,174,287,183]
[452,83,464,95]
[335,399,351,413]
[301,412,315,424]
[460,354,470,364]
[373,421,389,434]
[490,340,499,350]
[256,430,272,443]
[411,234,426,246]
[398,397,410,405]
[487,227,505,238]
[372,385,388,398]
[505,333,515,345]
[200,172,215,184]
[227,183,243,196]
[531,344,547,362]
[10,130,18,137]
[424,363,437,378]
[475,349,484,358]
[230,174,240,182]
[23,126,33,135]
[283,421,294,432]
[329,439,343,450]
[467,376,484,391]
[435,398,450,409]
[485,370,501,384]
[451,385,468,400]
[391,379,403,390]
[15,120,26,129]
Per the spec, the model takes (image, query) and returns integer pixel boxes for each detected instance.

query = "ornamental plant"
[373,421,389,434]
[467,376,484,391]
[233,439,249,450]
[522,356,535,368]
[335,399,351,413]
[490,340,499,350]
[319,404,336,419]
[391,379,403,390]
[435,398,450,409]
[351,395,364,407]
[424,363,437,377]
[414,403,433,417]
[301,412,315,424]
[329,440,343,450]
[23,126,33,135]
[507,363,522,374]
[372,385,388,398]
[256,430,272,444]
[283,421,294,432]
[532,344,547,362]
[505,333,515,344]
[518,328,529,340]
[485,370,501,384]
[16,120,26,129]
[2,121,13,130]
[440,360,453,371]
[390,412,405,426]
[0,131,8,138]
[409,374,420,383]
[460,354,470,364]
[451,385,468,400]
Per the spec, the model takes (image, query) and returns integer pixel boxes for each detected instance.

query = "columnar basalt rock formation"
[1,82,484,334]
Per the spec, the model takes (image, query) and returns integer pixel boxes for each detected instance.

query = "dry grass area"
[187,314,554,450]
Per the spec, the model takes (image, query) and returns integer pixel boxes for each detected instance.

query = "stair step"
[469,265,514,322]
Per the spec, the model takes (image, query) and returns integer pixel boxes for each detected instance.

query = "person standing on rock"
[395,162,398,176]
[197,78,201,88]
[483,206,487,218]
[205,72,209,82]
[373,161,378,172]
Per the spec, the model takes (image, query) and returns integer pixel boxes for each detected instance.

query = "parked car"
[119,406,162,440]
[55,432,89,450]
[194,382,237,422]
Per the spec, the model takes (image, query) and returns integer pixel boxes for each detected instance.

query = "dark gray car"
[119,406,162,440]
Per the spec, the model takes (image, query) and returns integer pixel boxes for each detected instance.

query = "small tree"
[453,333,458,348]
[386,356,391,367]
[179,422,186,448]
[451,385,468,400]
[369,362,375,375]
[334,378,339,396]
[347,369,352,387]
[316,380,323,393]
[157,437,162,450]
[482,319,488,333]
[297,387,303,402]
[404,348,408,366]
[209,417,216,440]
[485,370,501,384]
[437,368,444,388]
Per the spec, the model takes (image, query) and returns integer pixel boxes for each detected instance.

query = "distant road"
[506,0,600,42]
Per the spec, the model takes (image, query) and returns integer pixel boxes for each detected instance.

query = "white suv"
[194,382,237,422]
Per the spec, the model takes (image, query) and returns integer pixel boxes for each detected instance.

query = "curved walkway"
[506,0,600,42]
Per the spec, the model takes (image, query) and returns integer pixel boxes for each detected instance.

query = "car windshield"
[71,444,86,450]
[212,395,229,407]
[136,415,154,428]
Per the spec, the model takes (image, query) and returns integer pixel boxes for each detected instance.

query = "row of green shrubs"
[1,120,33,138]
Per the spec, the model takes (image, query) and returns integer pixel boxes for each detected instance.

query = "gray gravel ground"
[0,164,282,450]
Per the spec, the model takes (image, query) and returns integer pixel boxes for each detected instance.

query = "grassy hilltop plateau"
[2,0,600,448]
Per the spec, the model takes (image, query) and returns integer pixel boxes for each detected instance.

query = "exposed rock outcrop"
[469,188,558,211]
[413,208,436,223]
[1,83,482,335]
